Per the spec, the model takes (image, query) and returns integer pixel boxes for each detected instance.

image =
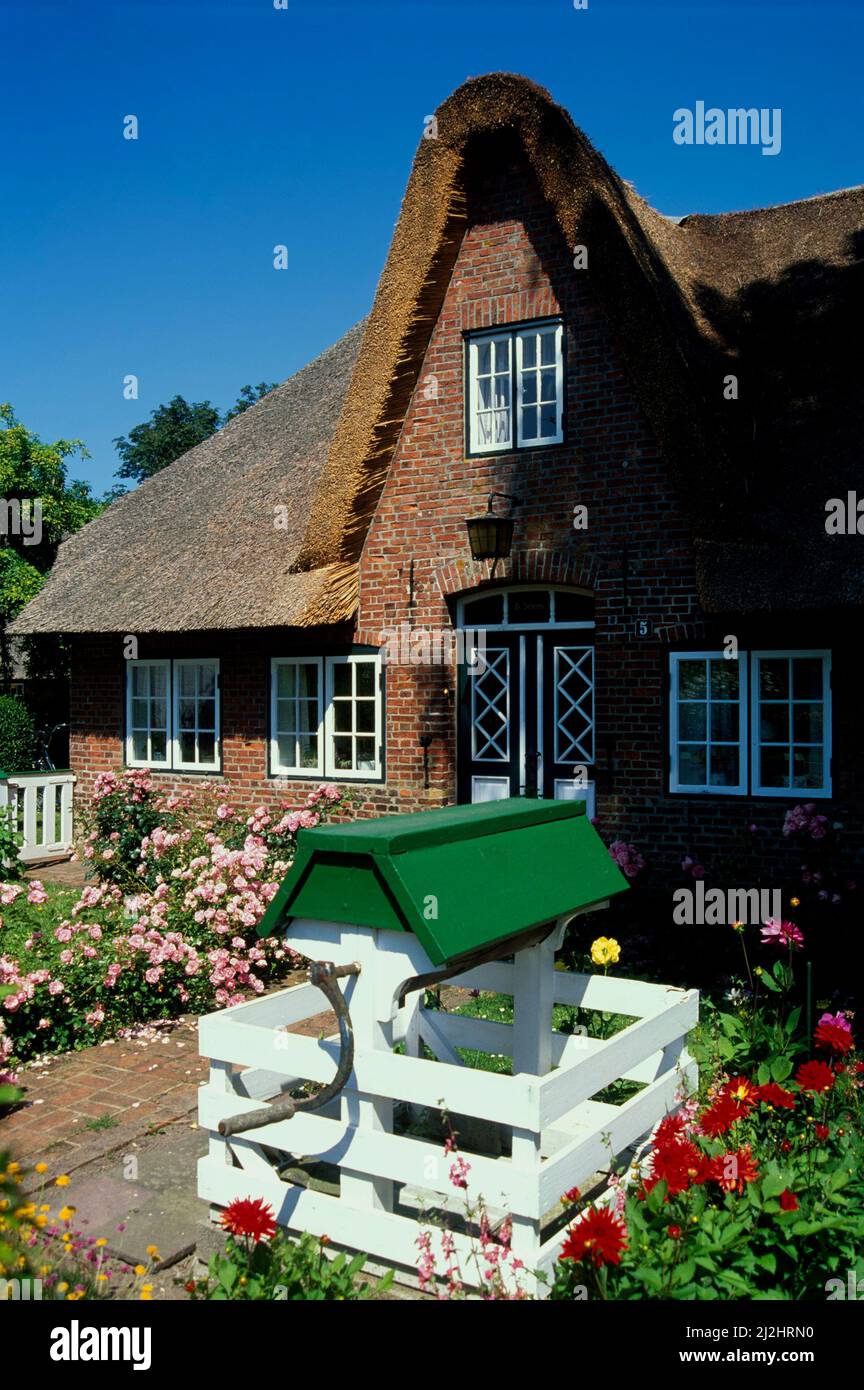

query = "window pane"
[463,594,504,624]
[711,703,739,742]
[356,738,376,770]
[710,745,739,786]
[333,700,353,733]
[276,698,293,734]
[477,341,491,374]
[761,745,789,787]
[540,369,556,402]
[540,331,556,366]
[300,699,318,733]
[759,659,788,699]
[299,735,318,768]
[151,730,167,762]
[131,666,148,696]
[521,406,538,440]
[356,701,375,733]
[132,730,148,761]
[793,658,823,699]
[493,375,510,408]
[179,665,197,696]
[793,746,823,788]
[333,736,353,770]
[540,403,557,436]
[554,592,594,623]
[710,661,739,698]
[131,699,149,728]
[198,732,216,765]
[522,374,537,405]
[679,704,706,740]
[678,661,706,699]
[521,335,536,369]
[478,377,492,410]
[179,699,196,730]
[198,665,216,697]
[356,662,375,697]
[679,746,706,784]
[793,703,823,742]
[333,664,351,697]
[509,591,550,625]
[760,704,788,743]
[151,666,167,697]
[151,698,167,730]
[179,731,196,763]
[277,734,297,767]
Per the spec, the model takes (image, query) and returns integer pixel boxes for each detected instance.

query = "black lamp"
[465,492,522,563]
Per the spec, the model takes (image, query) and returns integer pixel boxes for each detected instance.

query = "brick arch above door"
[433,547,601,602]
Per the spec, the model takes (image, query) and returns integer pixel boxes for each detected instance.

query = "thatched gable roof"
[11,322,365,633]
[13,73,863,634]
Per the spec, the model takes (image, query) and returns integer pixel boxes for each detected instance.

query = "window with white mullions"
[466,320,563,454]
[173,660,220,770]
[516,324,563,444]
[326,656,380,776]
[127,660,170,766]
[670,653,748,794]
[272,658,323,775]
[752,652,831,796]
[470,334,512,452]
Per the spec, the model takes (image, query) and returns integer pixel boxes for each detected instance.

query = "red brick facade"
[69,144,860,883]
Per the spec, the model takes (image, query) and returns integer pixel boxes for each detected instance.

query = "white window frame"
[125,659,171,768]
[324,654,382,780]
[171,659,221,772]
[750,651,831,798]
[466,319,564,455]
[669,651,748,796]
[515,322,564,447]
[270,657,324,777]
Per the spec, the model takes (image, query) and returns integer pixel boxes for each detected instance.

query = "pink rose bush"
[0,775,349,1068]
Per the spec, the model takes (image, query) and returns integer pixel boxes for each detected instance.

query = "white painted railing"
[0,771,75,864]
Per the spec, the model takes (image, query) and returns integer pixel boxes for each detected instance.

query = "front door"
[457,590,596,809]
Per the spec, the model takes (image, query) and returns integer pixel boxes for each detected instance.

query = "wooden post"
[509,933,557,1274]
[339,927,395,1214]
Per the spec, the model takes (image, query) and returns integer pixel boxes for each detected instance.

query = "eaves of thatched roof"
[13,73,864,635]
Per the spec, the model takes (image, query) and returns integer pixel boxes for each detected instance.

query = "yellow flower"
[134,1264,146,1276]
[0,1199,8,1212]
[790,897,800,907]
[96,1273,108,1283]
[57,1282,69,1294]
[33,1215,48,1229]
[58,1206,76,1223]
[145,1245,159,1259]
[54,1175,70,1188]
[14,1204,36,1220]
[95,1238,107,1247]
[590,937,620,967]
[39,1204,50,1212]
[35,1163,48,1175]
[6,1163,20,1175]
[140,1285,153,1300]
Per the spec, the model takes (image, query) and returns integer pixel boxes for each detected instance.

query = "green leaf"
[770,1056,793,1083]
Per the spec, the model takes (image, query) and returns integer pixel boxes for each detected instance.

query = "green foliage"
[223,382,277,422]
[113,395,221,482]
[0,693,36,773]
[192,1230,390,1301]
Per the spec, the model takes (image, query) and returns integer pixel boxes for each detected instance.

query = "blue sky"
[2,0,861,495]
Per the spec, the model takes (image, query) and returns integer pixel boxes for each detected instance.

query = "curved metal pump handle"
[217,960,361,1139]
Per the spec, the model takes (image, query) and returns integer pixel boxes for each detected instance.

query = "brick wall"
[69,140,863,888]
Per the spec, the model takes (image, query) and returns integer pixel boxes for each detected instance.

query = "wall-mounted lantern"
[465,492,522,569]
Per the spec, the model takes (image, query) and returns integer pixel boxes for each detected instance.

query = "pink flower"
[760,918,804,950]
[27,882,49,905]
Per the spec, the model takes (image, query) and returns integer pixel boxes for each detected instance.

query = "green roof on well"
[258,798,628,967]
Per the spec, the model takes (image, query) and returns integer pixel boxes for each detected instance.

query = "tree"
[223,382,277,422]
[0,403,102,690]
[113,395,221,484]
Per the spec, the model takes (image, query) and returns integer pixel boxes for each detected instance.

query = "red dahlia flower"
[795,1060,835,1093]
[779,1189,799,1211]
[646,1139,710,1197]
[757,1082,796,1110]
[220,1196,278,1243]
[653,1111,688,1148]
[815,1123,830,1140]
[723,1077,759,1113]
[814,1021,854,1055]
[560,1206,628,1268]
[710,1144,759,1194]
[699,1094,741,1138]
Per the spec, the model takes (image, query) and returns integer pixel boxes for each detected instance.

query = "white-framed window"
[466,320,564,454]
[270,654,382,780]
[669,649,832,797]
[126,660,171,767]
[669,652,748,795]
[751,651,831,797]
[270,658,324,776]
[173,659,220,771]
[125,658,220,771]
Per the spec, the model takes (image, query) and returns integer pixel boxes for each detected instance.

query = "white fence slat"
[0,772,76,863]
[538,990,698,1126]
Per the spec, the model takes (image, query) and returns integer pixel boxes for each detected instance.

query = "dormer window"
[465,319,564,455]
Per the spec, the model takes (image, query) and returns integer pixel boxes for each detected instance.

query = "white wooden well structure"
[198,800,697,1294]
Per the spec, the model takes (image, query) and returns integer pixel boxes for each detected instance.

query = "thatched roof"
[12,323,365,633]
[13,74,863,634]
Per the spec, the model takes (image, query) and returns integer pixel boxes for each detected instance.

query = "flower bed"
[0,770,349,1080]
